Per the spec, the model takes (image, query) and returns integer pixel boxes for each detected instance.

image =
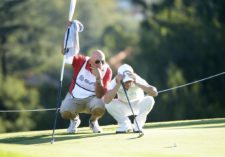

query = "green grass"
[0,118,225,157]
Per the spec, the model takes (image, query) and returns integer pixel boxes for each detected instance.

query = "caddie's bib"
[72,59,96,98]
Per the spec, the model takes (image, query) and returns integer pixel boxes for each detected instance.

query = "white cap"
[118,64,134,82]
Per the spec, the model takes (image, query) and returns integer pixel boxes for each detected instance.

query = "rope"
[0,108,58,113]
[0,71,225,113]
[158,71,225,94]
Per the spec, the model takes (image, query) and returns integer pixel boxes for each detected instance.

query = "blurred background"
[0,0,225,133]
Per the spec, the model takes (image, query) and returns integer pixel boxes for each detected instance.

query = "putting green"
[0,118,225,157]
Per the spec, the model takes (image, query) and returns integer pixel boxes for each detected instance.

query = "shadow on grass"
[0,132,116,145]
[1,118,224,145]
[145,118,225,129]
[183,124,225,129]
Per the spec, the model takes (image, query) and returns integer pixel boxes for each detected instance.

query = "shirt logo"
[78,75,96,86]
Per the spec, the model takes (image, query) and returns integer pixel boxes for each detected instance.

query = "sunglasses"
[95,60,105,64]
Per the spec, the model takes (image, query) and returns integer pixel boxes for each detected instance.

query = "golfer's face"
[124,81,133,90]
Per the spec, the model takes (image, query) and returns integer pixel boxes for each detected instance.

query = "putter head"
[138,132,144,138]
[51,139,54,144]
[134,129,144,138]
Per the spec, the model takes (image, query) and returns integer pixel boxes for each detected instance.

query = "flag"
[63,20,84,59]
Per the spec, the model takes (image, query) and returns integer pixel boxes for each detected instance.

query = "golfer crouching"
[104,64,158,133]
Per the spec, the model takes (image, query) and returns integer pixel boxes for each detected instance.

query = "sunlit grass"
[0,118,225,157]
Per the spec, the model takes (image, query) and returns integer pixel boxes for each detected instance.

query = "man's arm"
[136,83,158,97]
[94,67,112,98]
[95,79,106,98]
[134,74,158,97]
[103,76,122,104]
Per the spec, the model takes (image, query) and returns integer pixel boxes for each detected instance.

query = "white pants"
[105,96,155,131]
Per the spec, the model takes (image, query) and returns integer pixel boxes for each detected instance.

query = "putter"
[120,81,144,138]
[51,0,77,144]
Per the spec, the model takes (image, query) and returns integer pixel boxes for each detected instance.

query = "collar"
[85,59,92,72]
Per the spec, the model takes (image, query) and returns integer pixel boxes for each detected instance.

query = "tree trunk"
[0,36,7,79]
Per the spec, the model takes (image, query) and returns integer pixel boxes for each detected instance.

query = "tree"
[0,0,65,132]
[129,0,225,121]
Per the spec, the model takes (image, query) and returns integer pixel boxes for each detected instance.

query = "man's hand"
[67,21,72,27]
[91,65,103,80]
[115,74,124,84]
[91,65,105,98]
[124,72,136,82]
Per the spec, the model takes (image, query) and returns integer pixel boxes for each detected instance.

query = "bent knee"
[60,111,74,120]
[91,107,105,117]
[143,96,155,111]
[145,96,155,105]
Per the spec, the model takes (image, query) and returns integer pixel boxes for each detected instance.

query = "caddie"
[59,21,112,134]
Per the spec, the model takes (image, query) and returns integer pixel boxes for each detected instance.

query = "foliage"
[0,0,64,133]
[130,0,225,121]
[0,76,40,132]
[0,0,225,132]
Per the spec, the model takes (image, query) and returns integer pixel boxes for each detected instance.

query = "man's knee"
[91,107,105,117]
[146,96,155,107]
[60,111,74,120]
[140,96,155,111]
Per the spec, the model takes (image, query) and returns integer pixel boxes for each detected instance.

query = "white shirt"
[108,75,148,103]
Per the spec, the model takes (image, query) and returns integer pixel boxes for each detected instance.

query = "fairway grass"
[0,118,225,157]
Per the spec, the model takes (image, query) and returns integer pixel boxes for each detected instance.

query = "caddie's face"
[124,80,133,90]
[91,50,105,70]
[94,57,105,69]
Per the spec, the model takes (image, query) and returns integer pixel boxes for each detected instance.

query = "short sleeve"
[108,78,117,90]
